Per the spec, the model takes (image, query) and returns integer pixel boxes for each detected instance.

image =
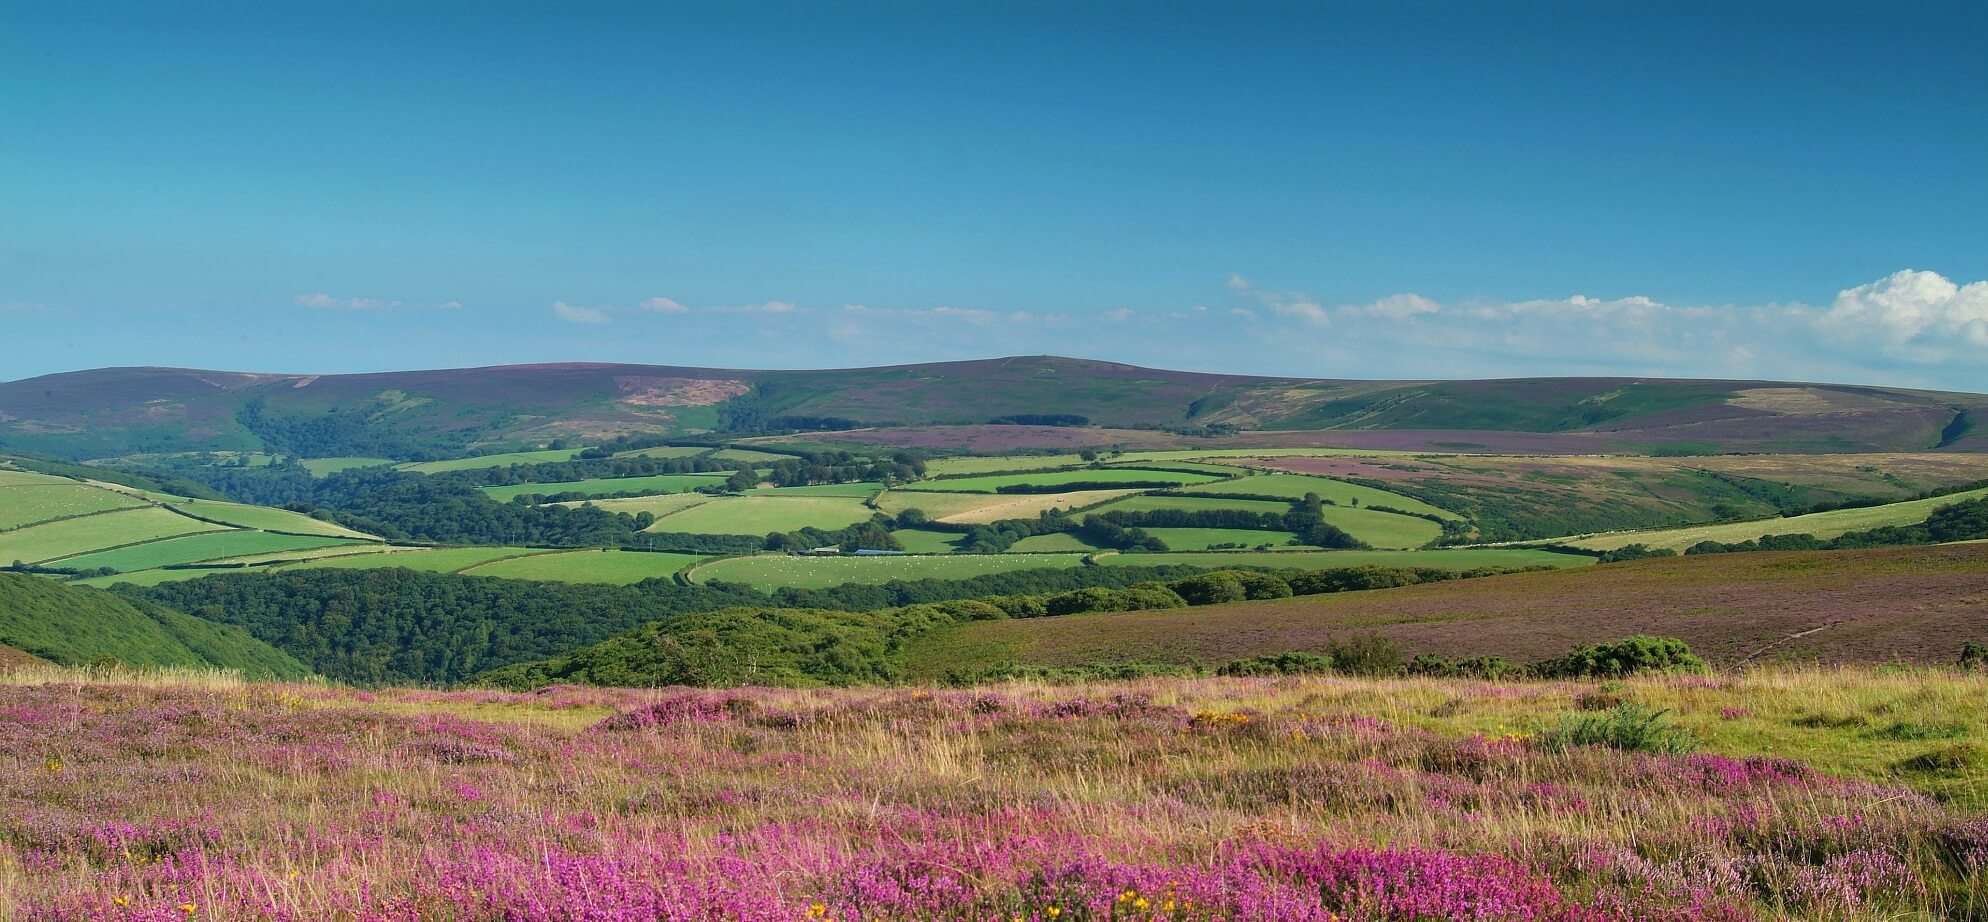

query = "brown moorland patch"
[910,543,1988,676]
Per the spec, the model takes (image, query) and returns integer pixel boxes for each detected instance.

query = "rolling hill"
[0,571,311,678]
[4,357,1984,458]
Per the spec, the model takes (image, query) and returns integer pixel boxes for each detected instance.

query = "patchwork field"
[0,481,146,530]
[283,546,547,574]
[610,445,714,460]
[639,495,876,535]
[886,528,962,552]
[1184,473,1459,518]
[461,549,708,584]
[50,531,363,573]
[901,468,1229,493]
[689,552,1092,591]
[880,489,1140,524]
[916,544,1988,676]
[0,506,226,565]
[482,473,729,501]
[554,491,715,521]
[146,497,377,538]
[1092,547,1588,572]
[742,482,884,498]
[1138,527,1305,550]
[398,447,588,474]
[1562,486,1988,551]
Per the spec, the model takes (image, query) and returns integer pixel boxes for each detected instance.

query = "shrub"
[1406,654,1522,680]
[1535,636,1706,679]
[1324,633,1405,677]
[1169,573,1248,606]
[1217,652,1336,677]
[1960,641,1988,673]
[1541,704,1696,755]
[1230,570,1293,600]
[1596,544,1676,564]
[1042,585,1187,617]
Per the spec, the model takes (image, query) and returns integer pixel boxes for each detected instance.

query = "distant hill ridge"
[4,355,1984,457]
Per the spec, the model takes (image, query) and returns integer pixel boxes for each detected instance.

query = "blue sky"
[3,2,1984,388]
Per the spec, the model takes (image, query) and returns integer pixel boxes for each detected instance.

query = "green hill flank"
[0,572,311,679]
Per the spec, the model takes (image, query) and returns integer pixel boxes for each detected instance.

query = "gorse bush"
[1535,635,1706,679]
[1542,703,1696,755]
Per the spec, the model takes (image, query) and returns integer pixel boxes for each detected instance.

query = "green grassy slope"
[1562,486,1988,551]
[0,572,311,678]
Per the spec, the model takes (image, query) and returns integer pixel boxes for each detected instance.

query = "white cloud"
[1822,269,1988,352]
[551,301,610,324]
[1225,273,1251,292]
[296,292,399,310]
[639,296,687,314]
[438,300,464,311]
[1348,293,1441,320]
[1104,307,1135,321]
[1271,298,1329,324]
[1229,307,1257,320]
[757,300,796,314]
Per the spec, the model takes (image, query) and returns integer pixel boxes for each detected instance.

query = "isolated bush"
[1169,573,1248,606]
[1042,585,1187,617]
[1230,570,1293,600]
[1596,544,1676,563]
[1535,636,1706,679]
[1541,704,1695,755]
[1407,654,1522,680]
[1217,652,1336,677]
[1960,641,1988,673]
[1324,634,1406,677]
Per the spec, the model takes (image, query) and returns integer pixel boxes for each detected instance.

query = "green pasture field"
[73,568,235,589]
[398,448,590,474]
[1112,447,1415,463]
[0,470,67,486]
[483,473,728,502]
[0,483,147,531]
[902,468,1227,494]
[873,490,1018,519]
[1089,494,1294,516]
[461,549,708,585]
[744,482,884,498]
[205,543,401,566]
[554,492,715,522]
[155,498,377,538]
[609,446,713,460]
[689,553,1091,591]
[54,532,365,573]
[1093,547,1592,571]
[280,546,549,574]
[643,495,877,535]
[1563,485,1988,552]
[709,448,794,464]
[888,528,962,553]
[1140,528,1304,551]
[1005,533,1102,553]
[300,457,395,476]
[1105,460,1250,476]
[921,455,1091,476]
[1183,473,1458,518]
[0,507,226,565]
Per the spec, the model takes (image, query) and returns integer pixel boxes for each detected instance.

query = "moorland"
[3,355,1987,919]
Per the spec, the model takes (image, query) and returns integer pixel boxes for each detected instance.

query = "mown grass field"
[743,481,884,498]
[887,528,962,552]
[640,495,876,535]
[556,491,715,522]
[609,445,714,460]
[147,497,378,538]
[1185,472,1459,518]
[282,546,548,574]
[1090,494,1294,516]
[1563,485,1988,551]
[0,481,146,530]
[398,447,588,473]
[482,473,729,501]
[916,544,1988,677]
[1092,547,1585,571]
[0,506,226,564]
[882,489,1140,524]
[1139,527,1305,550]
[901,467,1229,493]
[52,531,364,573]
[690,552,1091,590]
[1005,532,1103,552]
[461,549,708,584]
[1,667,1980,919]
